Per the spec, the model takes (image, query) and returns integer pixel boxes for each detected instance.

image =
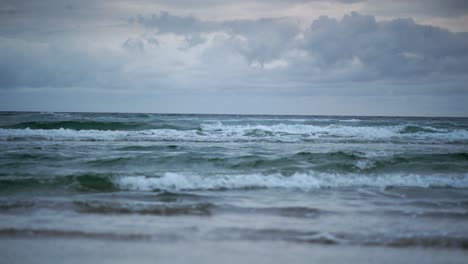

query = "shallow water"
[0,112,468,262]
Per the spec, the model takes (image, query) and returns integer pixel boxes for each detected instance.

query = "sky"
[0,0,468,116]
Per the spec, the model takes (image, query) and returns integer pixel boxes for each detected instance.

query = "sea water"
[1,112,467,263]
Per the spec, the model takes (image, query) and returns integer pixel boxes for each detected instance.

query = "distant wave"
[398,125,446,134]
[1,122,467,143]
[1,121,146,131]
[1,120,203,131]
[337,118,362,122]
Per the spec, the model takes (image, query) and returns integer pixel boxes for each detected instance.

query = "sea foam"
[1,122,467,143]
[115,172,468,191]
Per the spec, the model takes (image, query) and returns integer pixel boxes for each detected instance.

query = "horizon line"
[1,110,467,119]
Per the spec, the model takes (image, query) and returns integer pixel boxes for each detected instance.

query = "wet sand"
[2,238,467,264]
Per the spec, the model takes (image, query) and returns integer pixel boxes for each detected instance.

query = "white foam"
[338,119,362,122]
[115,172,468,191]
[0,128,125,141]
[198,122,400,141]
[355,160,376,170]
[1,122,467,143]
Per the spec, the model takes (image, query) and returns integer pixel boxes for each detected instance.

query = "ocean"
[1,112,468,263]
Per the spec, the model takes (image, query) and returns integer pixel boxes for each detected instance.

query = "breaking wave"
[115,172,468,191]
[1,122,467,143]
[2,172,468,193]
[0,121,197,131]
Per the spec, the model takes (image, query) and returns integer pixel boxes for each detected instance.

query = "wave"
[398,125,446,134]
[0,173,116,193]
[115,172,468,191]
[74,200,214,216]
[2,121,146,131]
[196,122,464,140]
[0,228,148,241]
[339,118,362,122]
[1,122,467,143]
[4,150,466,175]
[0,121,199,131]
[117,145,179,151]
[298,152,468,173]
[2,227,466,248]
[79,151,466,174]
[79,200,325,219]
[2,172,467,193]
[212,227,468,248]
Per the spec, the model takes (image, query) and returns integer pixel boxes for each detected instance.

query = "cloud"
[153,0,468,18]
[0,8,467,120]
[1,0,468,115]
[1,11,468,96]
[299,12,468,81]
[364,0,468,18]
[123,38,146,53]
[134,11,468,84]
[137,11,218,34]
[137,12,301,64]
[135,0,363,9]
[222,18,301,64]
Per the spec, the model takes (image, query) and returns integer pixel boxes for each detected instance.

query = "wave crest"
[1,122,467,143]
[115,172,468,191]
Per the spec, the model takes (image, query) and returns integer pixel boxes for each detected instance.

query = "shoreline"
[2,238,467,264]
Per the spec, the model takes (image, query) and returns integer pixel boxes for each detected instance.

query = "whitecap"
[115,172,468,191]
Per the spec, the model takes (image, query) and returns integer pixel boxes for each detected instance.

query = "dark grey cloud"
[130,0,468,18]
[135,11,468,85]
[137,12,218,34]
[223,18,300,64]
[137,12,301,64]
[123,38,146,53]
[1,11,468,94]
[299,12,468,80]
[1,1,468,115]
[137,0,363,8]
[419,0,468,17]
[365,0,468,18]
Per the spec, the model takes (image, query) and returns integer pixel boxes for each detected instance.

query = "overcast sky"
[1,0,467,116]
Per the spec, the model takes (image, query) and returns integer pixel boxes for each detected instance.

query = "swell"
[61,151,468,173]
[117,144,179,151]
[1,123,467,143]
[74,201,214,216]
[1,120,201,131]
[116,172,468,191]
[304,152,468,174]
[217,205,326,218]
[2,151,467,175]
[2,172,468,194]
[0,195,326,218]
[2,121,146,131]
[1,227,466,248]
[212,228,468,249]
[399,125,445,134]
[371,209,468,219]
[0,173,117,193]
[0,228,149,241]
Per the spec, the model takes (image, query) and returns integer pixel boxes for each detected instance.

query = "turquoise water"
[0,112,468,251]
